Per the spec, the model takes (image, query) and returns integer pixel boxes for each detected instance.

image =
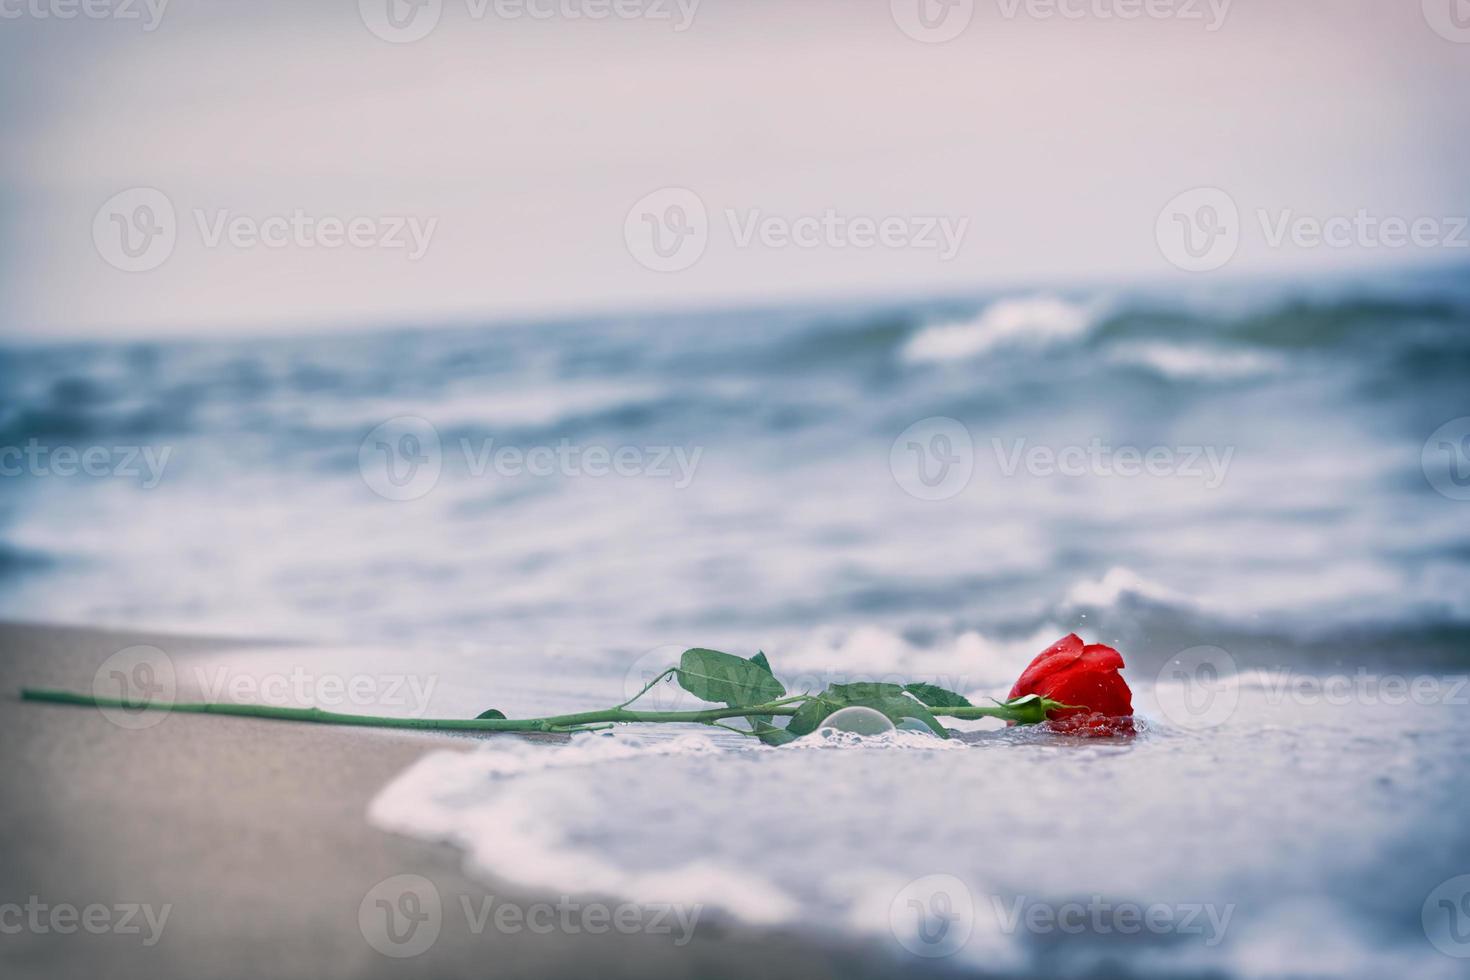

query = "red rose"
[1008,634,1134,736]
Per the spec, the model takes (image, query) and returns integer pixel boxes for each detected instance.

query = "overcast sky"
[1,0,1467,338]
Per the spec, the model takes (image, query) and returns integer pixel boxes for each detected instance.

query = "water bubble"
[819,706,896,736]
[895,717,937,736]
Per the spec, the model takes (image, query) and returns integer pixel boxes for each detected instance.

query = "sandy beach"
[0,621,963,980]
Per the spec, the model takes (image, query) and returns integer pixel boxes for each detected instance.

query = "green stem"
[19,688,802,734]
[19,688,1064,735]
[938,698,1072,725]
[614,666,678,709]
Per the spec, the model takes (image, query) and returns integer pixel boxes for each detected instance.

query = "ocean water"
[368,693,1470,979]
[5,267,1470,976]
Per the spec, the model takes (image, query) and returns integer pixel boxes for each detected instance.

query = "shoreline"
[0,621,957,980]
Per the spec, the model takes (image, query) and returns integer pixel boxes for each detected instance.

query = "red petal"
[1079,643,1125,671]
[1039,666,1134,720]
[1008,634,1084,699]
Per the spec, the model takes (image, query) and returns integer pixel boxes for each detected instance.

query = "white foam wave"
[902,296,1099,364]
[369,730,969,928]
[1063,561,1420,622]
[367,692,1470,980]
[793,727,970,751]
[369,734,807,924]
[1107,341,1285,381]
[317,381,663,431]
[1065,566,1195,610]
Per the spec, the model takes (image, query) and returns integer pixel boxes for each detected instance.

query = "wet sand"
[0,622,963,980]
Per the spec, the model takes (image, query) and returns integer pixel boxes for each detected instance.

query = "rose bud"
[1009,634,1135,736]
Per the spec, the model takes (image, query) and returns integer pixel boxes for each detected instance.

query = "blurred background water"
[3,268,1468,683]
